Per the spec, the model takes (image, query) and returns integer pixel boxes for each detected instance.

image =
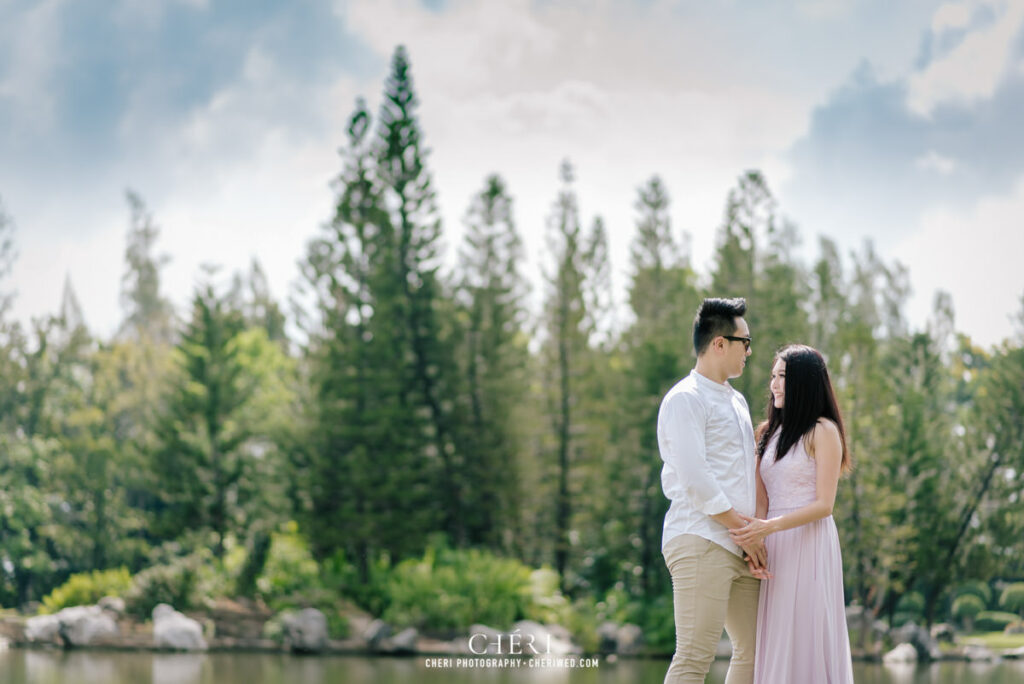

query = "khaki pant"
[663,534,760,684]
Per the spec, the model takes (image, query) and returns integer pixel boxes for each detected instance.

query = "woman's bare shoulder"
[805,418,840,457]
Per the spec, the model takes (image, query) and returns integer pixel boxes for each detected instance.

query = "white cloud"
[893,176,1024,346]
[339,0,812,308]
[907,0,1024,116]
[931,0,976,32]
[915,150,957,174]
[0,0,64,133]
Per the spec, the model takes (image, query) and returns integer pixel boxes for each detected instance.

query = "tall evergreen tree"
[373,45,466,545]
[455,173,530,550]
[151,276,251,558]
[619,176,702,598]
[710,171,807,406]
[539,160,590,588]
[119,191,175,342]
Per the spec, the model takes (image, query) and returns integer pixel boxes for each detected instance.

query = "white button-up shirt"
[658,369,757,557]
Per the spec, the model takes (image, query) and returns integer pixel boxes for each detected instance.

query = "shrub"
[255,525,321,608]
[954,580,993,608]
[124,556,202,619]
[974,611,1019,632]
[382,546,534,633]
[952,594,985,629]
[321,549,391,618]
[41,568,133,614]
[999,583,1024,618]
[895,591,924,616]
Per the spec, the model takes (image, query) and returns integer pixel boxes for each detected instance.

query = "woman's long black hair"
[755,344,851,471]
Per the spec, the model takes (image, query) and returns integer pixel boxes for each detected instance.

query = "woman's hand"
[730,513,775,546]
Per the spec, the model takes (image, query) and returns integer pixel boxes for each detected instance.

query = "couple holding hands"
[658,297,854,684]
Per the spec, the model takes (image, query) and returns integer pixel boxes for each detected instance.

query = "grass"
[961,631,1024,650]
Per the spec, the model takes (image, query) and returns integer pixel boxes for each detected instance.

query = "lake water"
[2,651,1023,683]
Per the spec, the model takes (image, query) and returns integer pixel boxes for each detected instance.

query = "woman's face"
[770,359,786,409]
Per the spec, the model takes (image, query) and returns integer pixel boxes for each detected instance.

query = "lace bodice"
[759,431,818,511]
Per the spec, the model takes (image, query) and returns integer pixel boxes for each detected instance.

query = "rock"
[1003,645,1024,659]
[57,605,119,646]
[513,620,580,656]
[894,620,941,661]
[883,643,918,664]
[24,614,62,644]
[389,627,418,654]
[281,608,328,653]
[97,596,126,616]
[596,622,619,653]
[616,623,644,655]
[466,624,502,654]
[964,644,997,662]
[363,619,392,650]
[152,603,208,651]
[25,606,118,647]
[546,624,572,643]
[930,622,956,643]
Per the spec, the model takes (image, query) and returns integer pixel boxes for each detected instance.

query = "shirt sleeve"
[660,392,732,516]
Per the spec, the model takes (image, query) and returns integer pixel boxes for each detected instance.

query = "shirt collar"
[689,368,734,396]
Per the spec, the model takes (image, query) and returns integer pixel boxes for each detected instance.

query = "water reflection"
[153,654,205,684]
[0,651,1022,683]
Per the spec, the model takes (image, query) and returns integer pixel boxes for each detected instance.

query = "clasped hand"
[732,514,773,580]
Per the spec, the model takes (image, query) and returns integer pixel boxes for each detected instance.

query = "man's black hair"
[692,297,747,356]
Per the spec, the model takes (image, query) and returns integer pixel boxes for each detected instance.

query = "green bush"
[952,594,985,627]
[974,611,1019,632]
[255,525,321,608]
[954,580,993,607]
[382,546,534,633]
[124,556,202,618]
[321,549,391,618]
[896,591,924,616]
[999,583,1024,617]
[41,568,133,614]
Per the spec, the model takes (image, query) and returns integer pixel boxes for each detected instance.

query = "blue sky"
[1,0,1022,347]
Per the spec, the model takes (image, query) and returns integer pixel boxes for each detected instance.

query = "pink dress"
[754,432,854,684]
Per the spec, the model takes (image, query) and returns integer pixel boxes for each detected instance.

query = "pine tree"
[710,171,807,406]
[373,45,465,545]
[621,176,702,598]
[539,160,590,588]
[151,276,251,558]
[455,173,530,550]
[119,191,175,342]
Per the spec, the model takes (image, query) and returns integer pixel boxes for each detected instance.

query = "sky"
[1,0,1023,349]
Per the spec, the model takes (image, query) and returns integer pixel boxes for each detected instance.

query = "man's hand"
[740,540,772,580]
[709,508,772,579]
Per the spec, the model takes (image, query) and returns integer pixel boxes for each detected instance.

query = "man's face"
[725,317,752,379]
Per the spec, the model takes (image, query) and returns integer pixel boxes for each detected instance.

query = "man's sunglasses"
[723,335,752,351]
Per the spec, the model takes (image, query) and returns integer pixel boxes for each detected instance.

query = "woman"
[729,344,854,684]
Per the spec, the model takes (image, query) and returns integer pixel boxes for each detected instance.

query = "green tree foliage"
[301,45,463,575]
[454,174,531,551]
[230,259,287,345]
[119,191,175,342]
[710,170,808,405]
[1000,583,1024,618]
[538,160,591,590]
[373,45,465,544]
[613,176,701,600]
[151,276,255,558]
[952,594,985,630]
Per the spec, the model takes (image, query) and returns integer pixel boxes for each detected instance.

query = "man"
[658,297,766,684]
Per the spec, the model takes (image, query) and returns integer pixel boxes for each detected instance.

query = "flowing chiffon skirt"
[754,506,854,684]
